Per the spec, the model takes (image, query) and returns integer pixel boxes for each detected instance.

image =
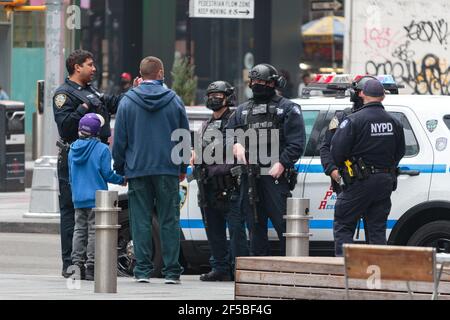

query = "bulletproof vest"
[201,108,232,154]
[64,81,111,141]
[242,96,282,164]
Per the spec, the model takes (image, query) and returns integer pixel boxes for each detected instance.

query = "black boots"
[199,270,232,282]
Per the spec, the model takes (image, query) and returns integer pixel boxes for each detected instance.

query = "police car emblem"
[340,119,349,129]
[426,120,438,132]
[54,94,67,108]
[179,185,188,209]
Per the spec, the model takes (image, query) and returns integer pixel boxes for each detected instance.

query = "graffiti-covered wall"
[344,0,450,95]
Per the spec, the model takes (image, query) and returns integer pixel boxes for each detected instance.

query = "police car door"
[384,104,433,240]
[301,104,343,243]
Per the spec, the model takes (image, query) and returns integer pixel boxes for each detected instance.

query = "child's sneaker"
[85,266,94,281]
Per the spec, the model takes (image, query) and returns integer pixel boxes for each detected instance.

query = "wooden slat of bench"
[344,245,435,282]
[236,257,345,275]
[235,283,450,300]
[236,270,450,294]
[236,257,450,280]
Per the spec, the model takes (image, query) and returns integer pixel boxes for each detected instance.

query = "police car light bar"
[301,74,402,98]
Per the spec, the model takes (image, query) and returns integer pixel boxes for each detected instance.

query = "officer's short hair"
[66,50,94,75]
[140,56,163,79]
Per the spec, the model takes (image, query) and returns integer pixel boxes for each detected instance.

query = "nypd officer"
[227,64,306,256]
[53,50,122,277]
[320,76,377,195]
[191,81,249,281]
[330,79,405,257]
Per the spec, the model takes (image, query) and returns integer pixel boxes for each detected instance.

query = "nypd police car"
[113,74,450,276]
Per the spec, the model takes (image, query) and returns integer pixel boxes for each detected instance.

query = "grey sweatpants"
[71,208,95,268]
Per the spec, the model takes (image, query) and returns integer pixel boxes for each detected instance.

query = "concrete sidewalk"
[0,189,59,234]
[0,273,234,300]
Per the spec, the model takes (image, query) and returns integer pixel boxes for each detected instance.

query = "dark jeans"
[244,175,291,256]
[334,173,394,256]
[57,148,75,271]
[128,175,183,279]
[202,185,249,275]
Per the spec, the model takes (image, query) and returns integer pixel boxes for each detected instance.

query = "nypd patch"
[54,94,67,108]
[340,119,349,129]
[292,106,301,115]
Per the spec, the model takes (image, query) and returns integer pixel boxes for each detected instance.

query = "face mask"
[206,97,225,111]
[350,90,364,111]
[251,84,275,100]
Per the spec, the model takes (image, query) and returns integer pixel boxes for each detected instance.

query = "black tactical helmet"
[248,64,286,89]
[349,75,379,111]
[352,75,378,91]
[206,80,236,106]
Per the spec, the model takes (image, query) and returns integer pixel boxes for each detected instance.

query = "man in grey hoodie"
[113,56,190,284]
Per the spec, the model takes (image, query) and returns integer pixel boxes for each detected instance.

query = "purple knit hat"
[78,113,105,136]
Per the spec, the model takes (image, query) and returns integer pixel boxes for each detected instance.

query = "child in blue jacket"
[68,113,125,281]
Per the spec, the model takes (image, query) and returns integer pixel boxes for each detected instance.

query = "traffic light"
[0,0,27,6]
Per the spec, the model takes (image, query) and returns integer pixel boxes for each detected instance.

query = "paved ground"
[0,189,59,234]
[0,233,234,300]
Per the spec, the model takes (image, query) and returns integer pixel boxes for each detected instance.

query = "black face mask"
[251,84,276,100]
[350,90,364,111]
[206,97,225,111]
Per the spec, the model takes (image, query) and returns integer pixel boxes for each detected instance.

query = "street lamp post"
[25,0,65,218]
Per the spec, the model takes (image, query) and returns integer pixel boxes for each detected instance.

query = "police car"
[113,74,450,276]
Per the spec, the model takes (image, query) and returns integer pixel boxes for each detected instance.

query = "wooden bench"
[235,253,450,300]
[343,244,448,300]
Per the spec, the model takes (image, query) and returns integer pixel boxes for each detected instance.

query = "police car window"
[302,110,320,156]
[443,115,450,131]
[390,112,419,157]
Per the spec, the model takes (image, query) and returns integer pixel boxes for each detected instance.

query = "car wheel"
[117,216,164,278]
[407,220,450,253]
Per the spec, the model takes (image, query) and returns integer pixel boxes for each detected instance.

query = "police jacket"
[226,94,306,169]
[320,108,352,176]
[200,108,234,177]
[53,78,122,144]
[330,102,406,169]
[320,108,351,193]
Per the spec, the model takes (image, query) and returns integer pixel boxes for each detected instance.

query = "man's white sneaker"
[165,278,181,284]
[134,277,150,283]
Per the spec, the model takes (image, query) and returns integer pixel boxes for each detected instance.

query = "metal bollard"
[283,198,311,257]
[93,190,121,293]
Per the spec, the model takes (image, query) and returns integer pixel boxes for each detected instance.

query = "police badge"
[426,120,438,133]
[54,94,67,109]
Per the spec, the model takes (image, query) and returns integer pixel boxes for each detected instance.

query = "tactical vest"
[242,96,283,165]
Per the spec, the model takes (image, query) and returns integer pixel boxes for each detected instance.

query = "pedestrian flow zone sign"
[189,0,254,19]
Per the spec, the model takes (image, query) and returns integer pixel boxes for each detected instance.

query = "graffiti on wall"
[349,0,450,95]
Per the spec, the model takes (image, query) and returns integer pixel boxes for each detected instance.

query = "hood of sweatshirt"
[125,81,177,112]
[70,138,100,164]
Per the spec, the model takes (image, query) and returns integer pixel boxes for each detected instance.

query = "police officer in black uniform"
[191,81,249,281]
[53,50,122,277]
[330,79,405,257]
[320,76,377,195]
[227,64,306,256]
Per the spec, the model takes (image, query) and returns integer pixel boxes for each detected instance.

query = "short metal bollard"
[93,190,121,293]
[283,198,311,257]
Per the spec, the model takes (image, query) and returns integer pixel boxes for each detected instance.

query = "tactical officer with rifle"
[330,79,405,256]
[53,50,123,278]
[227,64,306,256]
[190,81,249,281]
